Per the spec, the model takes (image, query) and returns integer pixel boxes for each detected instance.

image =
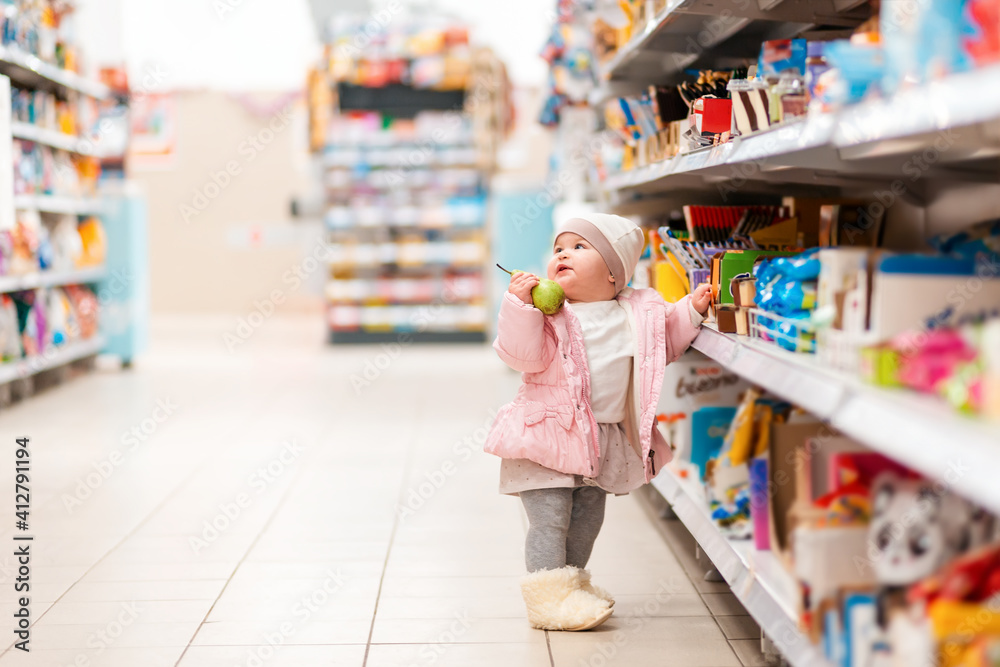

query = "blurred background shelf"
[0,335,105,385]
[11,120,96,154]
[0,266,105,293]
[0,44,109,99]
[14,194,104,215]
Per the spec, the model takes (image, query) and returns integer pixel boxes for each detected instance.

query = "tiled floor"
[0,315,766,666]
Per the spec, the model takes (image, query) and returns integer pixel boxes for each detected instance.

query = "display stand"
[0,48,112,404]
[594,4,1000,665]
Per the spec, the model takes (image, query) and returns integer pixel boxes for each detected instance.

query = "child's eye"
[575,243,585,250]
[553,247,562,254]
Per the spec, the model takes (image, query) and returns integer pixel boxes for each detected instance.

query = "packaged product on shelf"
[76,216,106,267]
[758,39,808,80]
[63,285,97,339]
[656,351,748,471]
[43,287,67,346]
[11,290,46,357]
[820,39,885,108]
[774,71,808,121]
[805,41,832,103]
[0,230,12,276]
[49,215,83,271]
[882,0,991,95]
[0,294,21,361]
[986,319,1000,419]
[704,388,762,538]
[11,210,41,275]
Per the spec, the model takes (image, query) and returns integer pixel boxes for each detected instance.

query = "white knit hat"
[555,213,645,294]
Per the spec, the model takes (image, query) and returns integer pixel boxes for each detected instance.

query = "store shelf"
[14,194,104,215]
[0,44,109,99]
[11,121,95,155]
[0,266,105,293]
[0,335,105,385]
[598,0,864,83]
[651,468,833,667]
[692,326,1000,514]
[602,65,1000,195]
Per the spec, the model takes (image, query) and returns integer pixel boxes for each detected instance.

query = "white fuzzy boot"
[520,566,614,631]
[578,569,615,607]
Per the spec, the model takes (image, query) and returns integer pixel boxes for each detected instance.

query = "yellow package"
[720,388,759,467]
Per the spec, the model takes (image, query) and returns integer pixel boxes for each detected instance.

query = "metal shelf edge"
[692,327,1000,513]
[0,336,105,384]
[0,267,106,293]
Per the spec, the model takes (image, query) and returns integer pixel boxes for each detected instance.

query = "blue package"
[824,40,885,105]
[757,279,817,315]
[758,39,807,78]
[928,218,1000,264]
[691,407,737,479]
[767,252,821,281]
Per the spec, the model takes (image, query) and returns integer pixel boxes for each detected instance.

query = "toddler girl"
[484,213,711,631]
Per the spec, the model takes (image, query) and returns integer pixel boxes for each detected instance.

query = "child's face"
[547,232,616,303]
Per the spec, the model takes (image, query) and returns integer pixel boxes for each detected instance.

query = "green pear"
[497,264,565,315]
[531,279,565,315]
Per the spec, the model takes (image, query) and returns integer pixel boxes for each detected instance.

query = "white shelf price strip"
[692,327,1000,514]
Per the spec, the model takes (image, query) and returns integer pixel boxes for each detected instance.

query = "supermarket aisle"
[0,316,754,667]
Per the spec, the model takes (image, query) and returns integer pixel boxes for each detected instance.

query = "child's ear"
[608,273,615,283]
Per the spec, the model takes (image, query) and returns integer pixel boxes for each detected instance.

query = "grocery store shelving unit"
[591,0,866,104]
[602,64,1000,198]
[320,46,508,344]
[0,42,110,401]
[0,43,109,99]
[596,3,1000,666]
[692,326,1000,514]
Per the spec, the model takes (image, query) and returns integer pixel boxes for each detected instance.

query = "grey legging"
[519,486,607,572]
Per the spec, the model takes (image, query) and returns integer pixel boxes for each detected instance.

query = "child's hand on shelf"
[692,283,711,316]
[508,271,539,306]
